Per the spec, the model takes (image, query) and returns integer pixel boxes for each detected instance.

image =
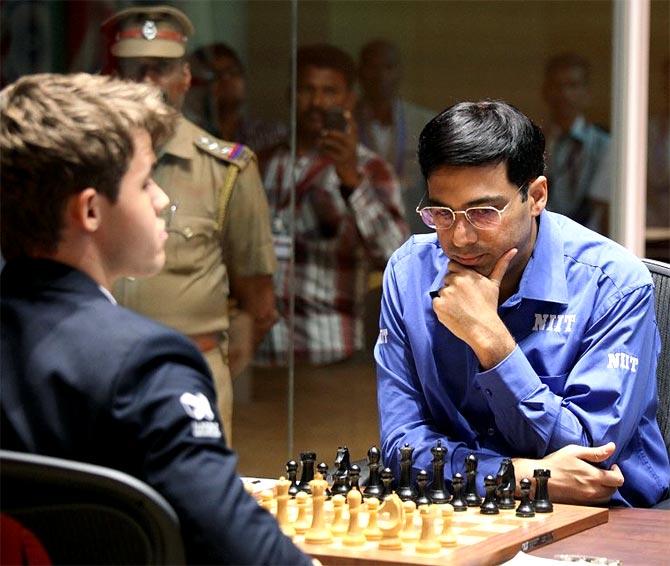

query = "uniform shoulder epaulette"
[194,135,256,169]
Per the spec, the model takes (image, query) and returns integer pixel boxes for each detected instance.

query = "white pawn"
[330,494,348,537]
[416,505,441,554]
[363,497,383,541]
[400,499,420,543]
[439,504,457,547]
[293,491,311,535]
[343,489,366,547]
[275,476,295,538]
[304,474,333,544]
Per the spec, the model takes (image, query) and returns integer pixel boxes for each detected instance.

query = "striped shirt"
[255,144,408,366]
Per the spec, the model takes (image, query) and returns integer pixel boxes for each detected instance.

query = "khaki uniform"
[113,116,276,443]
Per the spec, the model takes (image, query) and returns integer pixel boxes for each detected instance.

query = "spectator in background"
[542,52,610,235]
[102,5,278,445]
[185,42,287,155]
[356,39,435,235]
[255,43,408,367]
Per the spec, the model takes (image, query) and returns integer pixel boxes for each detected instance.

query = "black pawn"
[297,451,316,494]
[364,446,383,499]
[397,443,416,502]
[317,462,331,498]
[286,460,299,497]
[533,469,553,513]
[380,467,394,499]
[450,472,468,511]
[495,458,516,510]
[348,464,361,493]
[464,453,482,506]
[480,474,500,514]
[415,469,432,506]
[428,440,450,504]
[516,478,535,518]
[331,471,349,497]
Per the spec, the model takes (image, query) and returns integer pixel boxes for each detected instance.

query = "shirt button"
[485,388,493,397]
[487,428,495,436]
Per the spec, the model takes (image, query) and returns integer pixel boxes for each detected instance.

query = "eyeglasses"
[416,185,526,231]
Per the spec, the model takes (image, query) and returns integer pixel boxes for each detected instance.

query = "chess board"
[271,493,608,566]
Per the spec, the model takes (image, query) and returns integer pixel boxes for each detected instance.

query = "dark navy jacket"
[1,258,310,565]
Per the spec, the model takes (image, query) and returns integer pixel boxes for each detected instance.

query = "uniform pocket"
[164,214,219,273]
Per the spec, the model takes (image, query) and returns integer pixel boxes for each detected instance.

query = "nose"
[151,182,170,213]
[449,215,478,248]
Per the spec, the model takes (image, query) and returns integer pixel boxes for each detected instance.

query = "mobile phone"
[323,108,347,132]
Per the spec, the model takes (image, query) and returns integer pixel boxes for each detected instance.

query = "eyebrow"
[426,194,508,208]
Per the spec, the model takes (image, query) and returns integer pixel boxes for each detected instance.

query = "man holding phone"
[256,43,408,367]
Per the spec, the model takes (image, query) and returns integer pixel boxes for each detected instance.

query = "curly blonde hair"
[1,72,178,260]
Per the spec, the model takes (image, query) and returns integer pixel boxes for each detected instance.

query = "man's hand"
[432,248,517,369]
[318,111,361,190]
[513,442,624,505]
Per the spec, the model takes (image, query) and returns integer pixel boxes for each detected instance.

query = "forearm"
[230,274,278,347]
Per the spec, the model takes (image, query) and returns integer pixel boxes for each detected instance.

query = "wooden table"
[530,508,669,565]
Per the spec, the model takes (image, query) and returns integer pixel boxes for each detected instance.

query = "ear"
[181,61,192,92]
[69,188,103,233]
[527,176,548,217]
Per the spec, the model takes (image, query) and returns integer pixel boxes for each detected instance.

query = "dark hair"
[417,100,545,198]
[544,52,591,83]
[191,42,244,73]
[297,44,356,89]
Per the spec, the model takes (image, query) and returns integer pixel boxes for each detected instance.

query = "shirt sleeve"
[222,159,277,279]
[112,332,310,566]
[347,155,409,267]
[376,258,506,486]
[477,284,660,463]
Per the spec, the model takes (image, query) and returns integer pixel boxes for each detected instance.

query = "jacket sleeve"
[112,332,311,566]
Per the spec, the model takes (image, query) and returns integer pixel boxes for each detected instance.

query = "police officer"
[102,5,278,445]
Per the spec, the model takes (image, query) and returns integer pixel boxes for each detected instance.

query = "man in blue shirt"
[376,100,669,507]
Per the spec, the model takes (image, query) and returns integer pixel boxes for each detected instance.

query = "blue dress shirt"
[376,210,669,507]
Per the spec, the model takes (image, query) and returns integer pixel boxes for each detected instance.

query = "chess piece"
[331,470,349,497]
[364,446,383,499]
[294,491,311,535]
[334,446,351,476]
[400,500,420,542]
[428,440,450,504]
[317,462,332,498]
[286,459,300,497]
[533,469,554,513]
[450,472,468,511]
[363,497,383,541]
[516,478,535,518]
[330,494,348,537]
[480,474,500,515]
[298,451,316,494]
[275,476,295,537]
[397,443,416,502]
[343,489,366,547]
[415,469,432,506]
[304,474,333,544]
[464,453,482,506]
[380,467,394,499]
[378,493,404,550]
[439,504,457,547]
[495,458,516,510]
[348,463,362,493]
[259,489,274,513]
[415,505,441,554]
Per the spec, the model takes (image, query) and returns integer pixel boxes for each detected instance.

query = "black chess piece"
[464,453,482,506]
[428,440,450,504]
[334,446,351,476]
[480,474,500,514]
[348,464,361,493]
[363,446,383,499]
[297,451,316,494]
[533,469,554,513]
[516,478,535,517]
[450,472,468,511]
[495,458,516,510]
[380,467,394,499]
[331,470,349,497]
[397,443,416,502]
[414,469,432,506]
[317,462,331,498]
[286,459,299,497]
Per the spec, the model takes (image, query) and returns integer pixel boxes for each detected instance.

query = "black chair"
[0,450,185,565]
[642,258,670,509]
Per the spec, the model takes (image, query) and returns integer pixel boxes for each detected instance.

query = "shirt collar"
[98,285,118,305]
[568,115,588,142]
[427,211,569,306]
[159,115,196,160]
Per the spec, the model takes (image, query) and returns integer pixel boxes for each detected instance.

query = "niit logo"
[532,313,576,333]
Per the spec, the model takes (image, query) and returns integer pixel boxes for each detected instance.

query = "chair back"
[0,450,185,565]
[642,258,670,458]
